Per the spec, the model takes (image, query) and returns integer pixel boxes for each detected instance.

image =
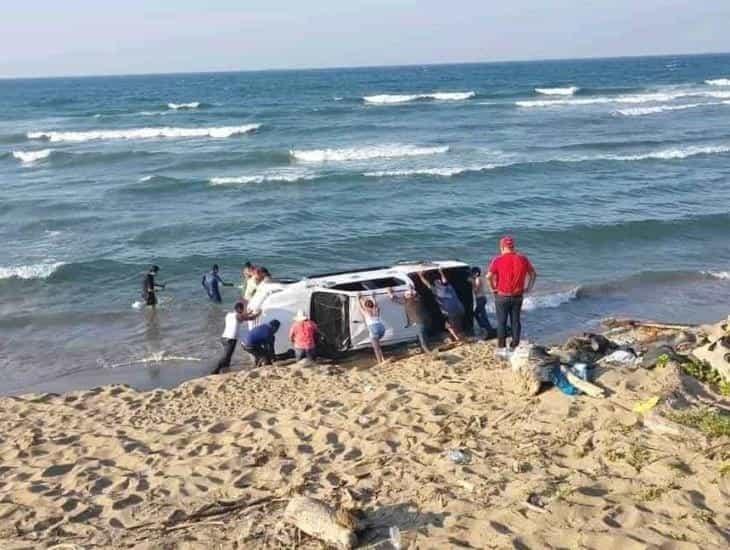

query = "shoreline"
[1,315,728,548]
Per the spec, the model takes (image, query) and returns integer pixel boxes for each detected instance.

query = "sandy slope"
[0,341,728,549]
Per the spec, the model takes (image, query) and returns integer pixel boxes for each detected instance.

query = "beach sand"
[1,337,729,549]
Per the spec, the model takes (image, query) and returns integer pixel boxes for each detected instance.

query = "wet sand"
[1,337,729,548]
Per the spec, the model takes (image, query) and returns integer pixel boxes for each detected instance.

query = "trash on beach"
[389,525,402,549]
[446,449,471,465]
[283,496,358,549]
[570,362,589,381]
[633,396,660,415]
[357,415,372,426]
[550,368,579,396]
[600,349,637,365]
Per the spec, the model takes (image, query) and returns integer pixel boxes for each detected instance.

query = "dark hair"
[364,299,374,308]
[150,265,159,273]
[234,302,246,313]
[261,267,271,277]
[471,266,481,276]
[244,261,253,269]
[269,319,281,332]
[213,264,219,271]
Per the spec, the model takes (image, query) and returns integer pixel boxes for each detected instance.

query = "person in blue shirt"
[242,320,280,366]
[202,264,233,303]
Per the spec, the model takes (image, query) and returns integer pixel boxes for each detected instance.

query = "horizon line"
[1,50,729,81]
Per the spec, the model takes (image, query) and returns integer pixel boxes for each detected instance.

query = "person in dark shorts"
[142,265,165,307]
[212,302,261,374]
[487,236,537,357]
[471,266,495,339]
[418,269,464,342]
[241,320,280,366]
[387,286,431,353]
[202,264,233,303]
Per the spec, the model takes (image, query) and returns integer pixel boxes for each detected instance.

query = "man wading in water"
[487,236,537,358]
[213,302,261,374]
[142,265,165,307]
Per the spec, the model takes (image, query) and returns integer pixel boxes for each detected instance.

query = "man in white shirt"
[213,302,260,374]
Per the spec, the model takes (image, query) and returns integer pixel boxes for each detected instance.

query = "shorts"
[368,321,385,341]
[145,292,157,306]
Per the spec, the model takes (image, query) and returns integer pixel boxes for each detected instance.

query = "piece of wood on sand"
[283,496,358,550]
[563,369,606,398]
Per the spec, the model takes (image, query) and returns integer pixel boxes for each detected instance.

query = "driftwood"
[283,496,358,550]
[603,318,698,331]
[562,369,606,398]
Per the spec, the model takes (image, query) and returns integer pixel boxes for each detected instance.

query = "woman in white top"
[358,293,386,364]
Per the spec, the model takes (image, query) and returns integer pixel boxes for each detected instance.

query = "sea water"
[2,54,730,394]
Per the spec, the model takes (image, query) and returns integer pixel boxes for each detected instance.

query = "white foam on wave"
[706,79,730,86]
[209,172,318,185]
[615,102,724,116]
[517,90,730,108]
[610,145,730,161]
[523,288,580,311]
[705,270,730,280]
[167,101,201,110]
[12,149,52,163]
[364,164,497,178]
[290,144,449,162]
[28,124,260,143]
[535,86,579,96]
[0,261,63,280]
[363,91,475,104]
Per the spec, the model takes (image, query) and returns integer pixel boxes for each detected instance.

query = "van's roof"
[304,260,468,285]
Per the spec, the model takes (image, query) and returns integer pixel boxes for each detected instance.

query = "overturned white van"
[247,261,474,357]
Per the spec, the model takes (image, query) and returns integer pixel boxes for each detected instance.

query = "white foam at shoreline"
[0,262,63,280]
[705,79,730,86]
[167,102,201,110]
[364,164,497,177]
[12,149,52,163]
[290,144,449,162]
[706,270,730,280]
[523,288,579,311]
[363,91,475,104]
[28,124,260,143]
[609,145,730,161]
[535,86,579,96]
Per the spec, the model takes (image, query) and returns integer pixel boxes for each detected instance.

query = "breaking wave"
[535,86,579,96]
[363,91,475,104]
[517,90,730,108]
[290,144,449,162]
[167,102,201,110]
[364,164,497,178]
[705,270,730,280]
[614,102,724,116]
[0,262,64,280]
[12,149,52,163]
[209,172,318,185]
[27,124,260,143]
[608,145,730,161]
[705,79,730,86]
[523,288,579,311]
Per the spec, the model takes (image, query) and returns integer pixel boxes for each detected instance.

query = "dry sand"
[1,339,729,549]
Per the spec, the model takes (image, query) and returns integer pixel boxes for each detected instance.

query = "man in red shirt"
[289,310,319,362]
[487,236,537,354]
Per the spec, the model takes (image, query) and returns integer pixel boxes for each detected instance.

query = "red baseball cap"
[500,235,515,248]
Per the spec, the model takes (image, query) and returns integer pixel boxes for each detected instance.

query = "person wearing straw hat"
[289,309,319,362]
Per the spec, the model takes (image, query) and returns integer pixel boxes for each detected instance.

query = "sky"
[1,0,729,78]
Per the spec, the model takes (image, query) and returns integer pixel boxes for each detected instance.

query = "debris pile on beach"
[0,317,729,549]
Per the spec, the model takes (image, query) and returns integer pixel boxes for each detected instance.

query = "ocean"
[2,54,730,395]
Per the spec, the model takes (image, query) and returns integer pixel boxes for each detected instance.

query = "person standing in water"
[212,302,261,374]
[142,265,165,307]
[471,266,495,339]
[202,264,233,304]
[487,235,537,356]
[358,293,386,363]
[387,286,431,353]
[241,262,256,300]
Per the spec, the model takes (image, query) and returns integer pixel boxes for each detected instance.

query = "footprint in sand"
[42,463,74,477]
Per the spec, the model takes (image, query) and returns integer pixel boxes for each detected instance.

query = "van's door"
[310,291,350,357]
[348,291,416,349]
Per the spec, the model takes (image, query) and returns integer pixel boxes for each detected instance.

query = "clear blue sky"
[2,1,729,77]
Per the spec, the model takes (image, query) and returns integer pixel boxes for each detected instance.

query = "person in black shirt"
[142,265,165,307]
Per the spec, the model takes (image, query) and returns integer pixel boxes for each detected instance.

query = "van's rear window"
[331,277,404,292]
